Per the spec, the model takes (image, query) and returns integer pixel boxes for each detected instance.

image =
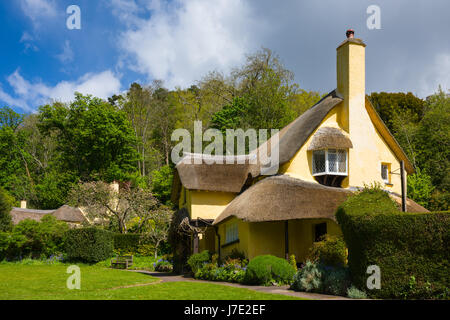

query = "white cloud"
[56,40,74,63]
[20,0,58,28]
[115,0,264,88]
[2,70,121,112]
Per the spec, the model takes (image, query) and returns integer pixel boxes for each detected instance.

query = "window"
[314,223,327,242]
[381,163,390,184]
[225,222,238,244]
[312,149,347,176]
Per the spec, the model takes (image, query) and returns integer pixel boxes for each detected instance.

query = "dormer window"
[312,149,348,187]
[312,149,347,175]
[308,127,352,187]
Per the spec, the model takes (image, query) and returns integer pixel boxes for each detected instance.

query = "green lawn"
[0,264,302,300]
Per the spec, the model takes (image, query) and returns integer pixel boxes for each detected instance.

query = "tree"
[0,107,24,130]
[407,169,434,209]
[38,93,140,182]
[0,188,14,232]
[150,165,174,205]
[211,96,249,133]
[368,92,425,133]
[140,205,172,258]
[231,48,298,130]
[68,181,160,234]
[415,88,450,191]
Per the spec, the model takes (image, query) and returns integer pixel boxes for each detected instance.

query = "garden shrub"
[225,248,246,261]
[0,215,68,260]
[194,257,247,283]
[154,259,173,272]
[347,286,367,299]
[336,188,450,299]
[65,227,114,263]
[307,235,347,267]
[320,265,350,296]
[291,260,350,296]
[291,260,322,292]
[243,255,295,286]
[289,254,297,272]
[187,250,210,274]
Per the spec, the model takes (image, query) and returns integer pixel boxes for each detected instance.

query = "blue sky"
[1,0,449,113]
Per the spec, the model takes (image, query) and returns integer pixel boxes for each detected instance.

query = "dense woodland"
[0,48,448,213]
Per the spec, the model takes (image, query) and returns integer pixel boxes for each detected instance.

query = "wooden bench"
[111,255,133,269]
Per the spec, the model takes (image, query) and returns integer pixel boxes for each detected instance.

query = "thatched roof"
[307,127,353,151]
[52,205,87,223]
[10,205,87,225]
[213,175,352,225]
[267,89,344,166]
[173,90,344,196]
[10,208,55,225]
[389,193,429,213]
[175,154,259,193]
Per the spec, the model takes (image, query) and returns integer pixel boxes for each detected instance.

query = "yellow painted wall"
[179,187,236,220]
[215,217,251,258]
[213,218,341,262]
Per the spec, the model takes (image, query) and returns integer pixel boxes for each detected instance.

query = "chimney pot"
[346,29,355,38]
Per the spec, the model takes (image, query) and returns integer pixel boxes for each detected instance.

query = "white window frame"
[312,149,348,176]
[225,222,239,244]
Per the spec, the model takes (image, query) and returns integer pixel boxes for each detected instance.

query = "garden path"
[127,270,350,300]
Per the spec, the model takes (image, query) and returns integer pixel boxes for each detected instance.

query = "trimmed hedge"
[65,227,114,263]
[336,189,450,299]
[113,233,155,256]
[243,255,296,285]
[114,233,140,254]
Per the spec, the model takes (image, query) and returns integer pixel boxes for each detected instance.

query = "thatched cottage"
[10,202,88,228]
[171,31,428,263]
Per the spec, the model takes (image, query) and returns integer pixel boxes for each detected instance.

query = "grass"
[0,263,303,300]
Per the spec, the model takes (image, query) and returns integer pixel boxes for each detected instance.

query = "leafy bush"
[0,215,68,260]
[336,188,450,299]
[291,260,350,296]
[154,259,173,272]
[225,248,246,261]
[320,265,350,296]
[347,286,367,299]
[291,260,322,292]
[194,257,247,283]
[187,250,211,274]
[307,235,347,267]
[65,227,114,263]
[243,255,295,286]
[289,254,297,272]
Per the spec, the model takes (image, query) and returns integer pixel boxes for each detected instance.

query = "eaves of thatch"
[213,175,352,225]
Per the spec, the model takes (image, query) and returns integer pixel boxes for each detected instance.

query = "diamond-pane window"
[313,150,326,174]
[338,150,347,173]
[312,149,348,176]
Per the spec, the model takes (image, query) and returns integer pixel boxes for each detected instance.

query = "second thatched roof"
[213,175,352,225]
[307,127,353,151]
